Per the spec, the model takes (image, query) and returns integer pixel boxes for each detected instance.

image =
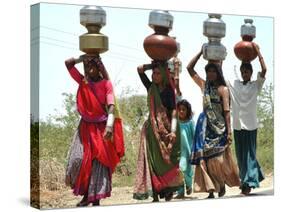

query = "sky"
[30,2,274,122]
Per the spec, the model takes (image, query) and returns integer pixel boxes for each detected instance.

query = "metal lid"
[208,13,222,19]
[80,5,106,27]
[148,10,173,30]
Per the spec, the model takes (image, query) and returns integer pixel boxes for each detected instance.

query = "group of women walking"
[64,41,267,206]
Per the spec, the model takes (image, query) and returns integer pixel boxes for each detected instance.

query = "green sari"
[133,66,183,200]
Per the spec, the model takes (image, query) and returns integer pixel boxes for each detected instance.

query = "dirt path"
[39,173,273,209]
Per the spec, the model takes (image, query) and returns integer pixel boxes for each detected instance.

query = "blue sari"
[190,82,227,165]
[190,81,240,193]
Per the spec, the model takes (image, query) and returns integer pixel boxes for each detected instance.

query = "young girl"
[175,99,194,198]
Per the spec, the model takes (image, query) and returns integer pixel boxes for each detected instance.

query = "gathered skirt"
[65,130,112,202]
[193,147,240,193]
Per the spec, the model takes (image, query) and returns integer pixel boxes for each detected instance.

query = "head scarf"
[82,55,109,80]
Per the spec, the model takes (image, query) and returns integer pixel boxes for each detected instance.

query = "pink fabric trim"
[87,192,111,202]
[105,80,114,105]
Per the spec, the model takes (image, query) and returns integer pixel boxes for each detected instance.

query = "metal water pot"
[80,6,106,28]
[168,60,182,73]
[176,41,180,54]
[203,39,227,61]
[241,19,256,41]
[203,13,226,38]
[149,10,173,31]
[79,5,108,54]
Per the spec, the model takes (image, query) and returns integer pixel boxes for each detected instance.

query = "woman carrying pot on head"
[64,55,125,207]
[187,48,240,198]
[133,61,183,202]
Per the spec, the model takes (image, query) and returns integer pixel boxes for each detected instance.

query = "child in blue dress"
[175,99,195,198]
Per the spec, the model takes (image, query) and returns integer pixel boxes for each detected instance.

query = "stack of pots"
[143,10,177,61]
[79,6,108,55]
[202,13,227,62]
[234,19,257,62]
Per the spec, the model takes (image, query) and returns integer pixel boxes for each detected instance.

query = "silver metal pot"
[168,60,182,73]
[79,5,108,54]
[80,6,106,28]
[148,10,173,30]
[241,19,256,39]
[203,13,226,38]
[202,41,227,61]
[176,42,180,53]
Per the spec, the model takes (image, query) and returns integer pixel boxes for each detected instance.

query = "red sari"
[68,67,124,196]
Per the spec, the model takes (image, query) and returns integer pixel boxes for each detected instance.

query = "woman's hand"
[103,127,113,142]
[65,57,76,70]
[137,65,145,73]
[227,132,232,146]
[76,54,86,63]
[166,132,176,144]
[252,42,260,52]
[167,142,173,153]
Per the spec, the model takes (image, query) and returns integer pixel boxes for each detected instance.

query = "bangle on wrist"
[171,117,177,133]
[106,126,113,132]
[106,113,114,128]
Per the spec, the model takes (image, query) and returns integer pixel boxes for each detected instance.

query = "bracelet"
[171,117,177,133]
[106,113,114,128]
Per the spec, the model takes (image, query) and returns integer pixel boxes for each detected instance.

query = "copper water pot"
[234,41,257,62]
[143,34,177,61]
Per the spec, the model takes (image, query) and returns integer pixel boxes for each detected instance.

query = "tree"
[256,83,274,172]
[116,89,148,178]
[39,93,80,164]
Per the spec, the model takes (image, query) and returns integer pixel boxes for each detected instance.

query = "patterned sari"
[190,81,240,193]
[133,66,183,200]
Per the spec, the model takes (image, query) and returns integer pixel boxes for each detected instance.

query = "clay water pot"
[234,41,258,62]
[143,34,177,61]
